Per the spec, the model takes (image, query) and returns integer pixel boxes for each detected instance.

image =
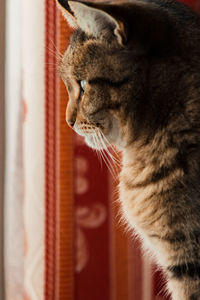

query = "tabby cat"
[56,0,200,298]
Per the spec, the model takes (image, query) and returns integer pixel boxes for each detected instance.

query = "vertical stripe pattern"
[56,13,75,300]
[45,0,57,299]
[23,0,45,299]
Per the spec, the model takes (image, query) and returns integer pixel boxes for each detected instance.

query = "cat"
[56,0,200,299]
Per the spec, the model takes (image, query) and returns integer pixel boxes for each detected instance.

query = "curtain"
[5,0,45,299]
[5,0,25,299]
[0,0,5,298]
[4,1,200,300]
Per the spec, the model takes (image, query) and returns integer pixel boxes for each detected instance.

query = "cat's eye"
[80,80,87,92]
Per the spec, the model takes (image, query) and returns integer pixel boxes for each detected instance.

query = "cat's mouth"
[74,123,109,150]
[73,116,124,150]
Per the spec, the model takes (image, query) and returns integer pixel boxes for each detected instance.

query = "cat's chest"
[119,165,167,234]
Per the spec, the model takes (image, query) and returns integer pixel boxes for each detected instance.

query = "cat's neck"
[121,129,177,174]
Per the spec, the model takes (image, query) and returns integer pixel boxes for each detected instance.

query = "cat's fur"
[57,0,200,298]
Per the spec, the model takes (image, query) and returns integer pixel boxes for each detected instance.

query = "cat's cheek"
[84,137,97,149]
[107,116,127,150]
[84,135,105,150]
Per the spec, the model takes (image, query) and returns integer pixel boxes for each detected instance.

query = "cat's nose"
[67,119,75,128]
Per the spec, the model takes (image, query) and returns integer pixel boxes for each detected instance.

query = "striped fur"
[57,0,200,298]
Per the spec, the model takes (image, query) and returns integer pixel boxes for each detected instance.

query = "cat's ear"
[56,0,175,53]
[56,0,78,29]
[56,0,126,46]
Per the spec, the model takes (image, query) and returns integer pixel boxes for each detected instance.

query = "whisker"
[96,131,121,177]
[80,127,120,179]
[97,130,121,167]
[45,46,62,62]
[45,62,60,66]
[93,132,115,177]
[98,129,120,160]
[105,146,121,167]
[92,133,103,167]
[48,38,63,57]
[96,131,118,179]
[100,149,116,178]
[44,65,60,72]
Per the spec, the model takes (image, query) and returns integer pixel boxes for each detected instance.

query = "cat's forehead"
[65,38,106,66]
[61,35,130,81]
[62,40,110,78]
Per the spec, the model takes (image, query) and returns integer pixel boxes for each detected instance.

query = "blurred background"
[0,1,200,300]
[0,0,5,298]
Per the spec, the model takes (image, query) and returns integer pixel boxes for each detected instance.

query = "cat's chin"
[84,136,107,150]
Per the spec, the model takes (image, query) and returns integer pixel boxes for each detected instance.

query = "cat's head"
[57,0,180,150]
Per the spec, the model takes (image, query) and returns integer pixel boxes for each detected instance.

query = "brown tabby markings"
[57,0,200,299]
[119,135,185,267]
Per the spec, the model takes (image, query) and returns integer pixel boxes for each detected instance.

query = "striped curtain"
[4,1,200,300]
